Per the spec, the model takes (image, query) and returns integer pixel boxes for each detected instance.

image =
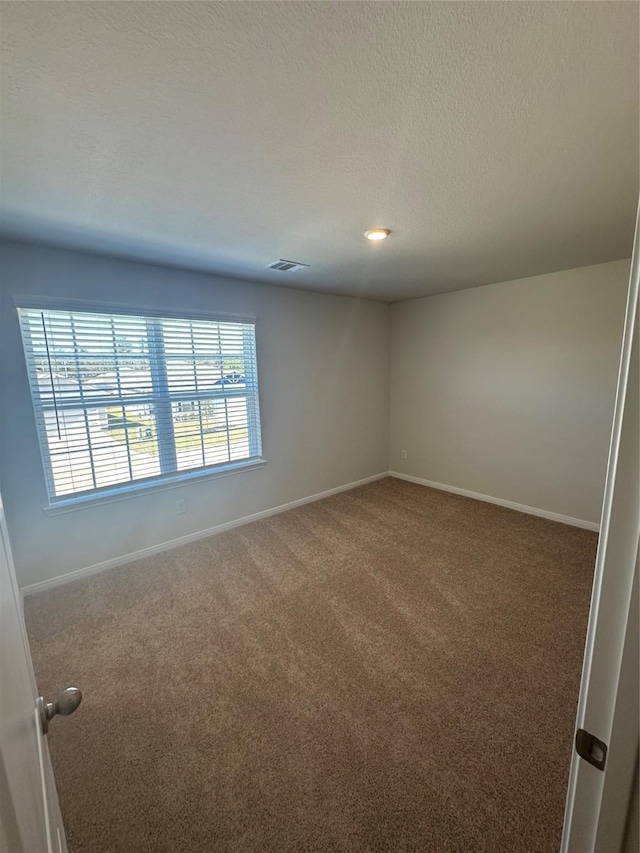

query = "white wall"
[389,260,630,525]
[1,244,629,589]
[0,241,390,588]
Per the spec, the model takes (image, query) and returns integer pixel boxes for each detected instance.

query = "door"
[0,492,68,853]
[561,202,640,852]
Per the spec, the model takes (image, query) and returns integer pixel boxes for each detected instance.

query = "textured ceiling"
[1,1,638,302]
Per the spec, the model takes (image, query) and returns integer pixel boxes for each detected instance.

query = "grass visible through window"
[105,408,248,456]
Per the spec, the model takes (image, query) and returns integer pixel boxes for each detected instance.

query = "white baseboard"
[21,472,389,597]
[22,469,598,597]
[388,471,600,532]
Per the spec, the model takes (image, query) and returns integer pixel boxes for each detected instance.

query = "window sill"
[43,458,267,516]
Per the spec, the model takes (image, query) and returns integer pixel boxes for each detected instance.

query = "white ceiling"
[1,1,638,302]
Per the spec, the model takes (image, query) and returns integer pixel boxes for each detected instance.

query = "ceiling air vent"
[266,259,310,272]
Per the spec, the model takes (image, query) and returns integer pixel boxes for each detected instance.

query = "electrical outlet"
[176,499,186,514]
[401,450,408,460]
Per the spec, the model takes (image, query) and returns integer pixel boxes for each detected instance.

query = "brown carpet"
[25,477,596,853]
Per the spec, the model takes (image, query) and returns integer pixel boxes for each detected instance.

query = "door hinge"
[575,728,608,771]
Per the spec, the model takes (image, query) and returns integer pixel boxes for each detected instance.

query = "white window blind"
[17,305,262,503]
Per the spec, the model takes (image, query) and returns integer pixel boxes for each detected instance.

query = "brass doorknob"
[37,687,82,734]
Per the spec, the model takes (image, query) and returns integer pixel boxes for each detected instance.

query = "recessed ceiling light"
[364,228,390,241]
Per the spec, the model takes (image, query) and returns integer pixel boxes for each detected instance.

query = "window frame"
[15,296,266,511]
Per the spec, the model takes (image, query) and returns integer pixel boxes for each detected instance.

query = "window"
[17,303,262,504]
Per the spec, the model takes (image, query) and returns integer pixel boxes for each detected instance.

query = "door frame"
[561,201,640,851]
